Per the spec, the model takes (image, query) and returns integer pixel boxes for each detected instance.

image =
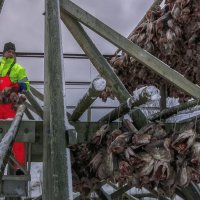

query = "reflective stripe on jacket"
[0,57,30,91]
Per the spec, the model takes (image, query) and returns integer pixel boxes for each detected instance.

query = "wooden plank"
[30,85,44,101]
[129,108,149,129]
[25,91,43,119]
[70,77,106,121]
[149,99,200,121]
[24,101,37,113]
[9,155,28,175]
[44,0,73,199]
[60,0,200,99]
[0,120,35,143]
[24,108,35,120]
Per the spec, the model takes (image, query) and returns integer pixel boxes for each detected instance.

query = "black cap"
[3,42,16,53]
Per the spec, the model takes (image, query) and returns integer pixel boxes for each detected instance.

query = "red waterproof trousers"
[0,75,25,170]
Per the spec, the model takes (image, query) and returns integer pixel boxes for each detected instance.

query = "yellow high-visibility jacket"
[0,57,30,91]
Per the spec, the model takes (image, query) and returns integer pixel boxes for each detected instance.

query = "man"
[0,42,30,174]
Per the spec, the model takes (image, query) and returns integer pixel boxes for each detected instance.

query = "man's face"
[3,50,16,59]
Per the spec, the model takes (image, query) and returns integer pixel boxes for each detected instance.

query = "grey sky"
[0,0,153,53]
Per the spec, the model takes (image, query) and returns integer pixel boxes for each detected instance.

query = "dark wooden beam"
[44,0,73,199]
[129,108,149,129]
[98,89,150,123]
[60,10,131,103]
[30,85,44,101]
[24,108,35,120]
[24,101,36,113]
[70,77,106,121]
[25,91,43,119]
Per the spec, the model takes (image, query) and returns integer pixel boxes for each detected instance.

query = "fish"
[18,94,27,104]
[139,155,155,177]
[96,163,109,180]
[149,147,171,162]
[88,152,103,172]
[131,133,152,149]
[152,123,168,140]
[177,162,190,187]
[9,92,19,103]
[119,160,131,175]
[190,142,200,164]
[80,177,92,196]
[145,138,172,162]
[150,160,171,183]
[108,132,132,154]
[111,129,123,140]
[125,146,135,160]
[171,129,196,154]
[189,166,200,182]
[129,152,154,172]
[91,124,110,145]
[122,119,138,133]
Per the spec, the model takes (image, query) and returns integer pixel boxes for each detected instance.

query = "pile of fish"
[101,0,200,103]
[0,87,26,110]
[70,119,200,197]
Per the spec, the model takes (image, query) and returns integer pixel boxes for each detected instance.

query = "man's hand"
[18,83,27,93]
[11,83,27,93]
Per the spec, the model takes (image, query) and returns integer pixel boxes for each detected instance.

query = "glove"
[18,83,27,93]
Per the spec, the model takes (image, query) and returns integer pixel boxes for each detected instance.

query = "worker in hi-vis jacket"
[0,42,30,175]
